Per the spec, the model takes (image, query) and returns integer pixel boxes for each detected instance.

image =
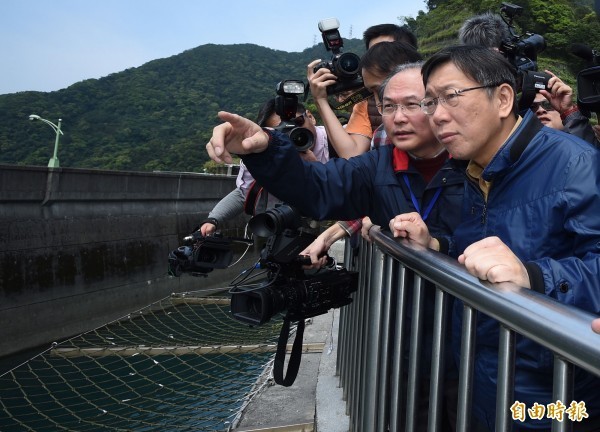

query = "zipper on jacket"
[481,203,487,225]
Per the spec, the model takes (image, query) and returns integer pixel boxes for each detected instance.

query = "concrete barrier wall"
[0,165,254,357]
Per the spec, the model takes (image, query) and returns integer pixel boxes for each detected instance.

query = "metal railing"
[337,228,600,432]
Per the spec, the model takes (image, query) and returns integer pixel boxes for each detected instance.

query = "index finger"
[206,123,234,164]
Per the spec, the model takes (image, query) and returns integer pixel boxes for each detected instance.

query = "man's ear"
[497,83,515,119]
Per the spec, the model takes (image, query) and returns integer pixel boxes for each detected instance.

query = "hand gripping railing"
[336,228,600,432]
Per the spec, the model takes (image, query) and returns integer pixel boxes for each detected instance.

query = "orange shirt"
[345,100,373,139]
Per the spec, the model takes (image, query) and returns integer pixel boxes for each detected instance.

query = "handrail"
[337,227,600,432]
[370,228,600,376]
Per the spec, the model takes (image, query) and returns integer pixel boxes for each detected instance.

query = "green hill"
[1,0,598,172]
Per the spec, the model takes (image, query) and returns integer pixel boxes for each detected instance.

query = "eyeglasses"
[376,101,422,116]
[530,100,554,112]
[420,84,500,115]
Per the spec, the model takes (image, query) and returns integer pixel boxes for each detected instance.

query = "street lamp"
[29,114,64,168]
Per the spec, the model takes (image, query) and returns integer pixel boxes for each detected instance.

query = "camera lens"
[289,127,314,152]
[336,52,360,77]
[248,204,302,237]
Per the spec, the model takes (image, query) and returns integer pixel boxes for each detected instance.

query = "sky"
[0,0,427,95]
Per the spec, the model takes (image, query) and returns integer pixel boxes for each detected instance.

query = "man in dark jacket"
[205,62,463,236]
[390,45,600,431]
[206,61,464,431]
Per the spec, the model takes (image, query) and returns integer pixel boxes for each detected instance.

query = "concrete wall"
[0,164,254,357]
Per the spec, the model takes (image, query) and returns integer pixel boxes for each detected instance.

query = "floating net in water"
[0,292,289,431]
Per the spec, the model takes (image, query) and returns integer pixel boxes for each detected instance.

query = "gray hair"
[378,61,425,103]
[458,12,511,49]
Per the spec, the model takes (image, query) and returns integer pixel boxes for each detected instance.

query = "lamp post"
[29,114,64,168]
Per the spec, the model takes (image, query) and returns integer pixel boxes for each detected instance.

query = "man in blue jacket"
[205,62,464,243]
[389,45,600,431]
[206,62,465,430]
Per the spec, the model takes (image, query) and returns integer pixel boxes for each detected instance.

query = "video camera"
[571,43,600,113]
[274,80,314,152]
[168,232,234,277]
[166,204,358,386]
[229,203,358,386]
[499,2,551,110]
[313,17,364,95]
[230,203,358,326]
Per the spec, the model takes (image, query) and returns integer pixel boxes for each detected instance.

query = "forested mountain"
[1,0,598,172]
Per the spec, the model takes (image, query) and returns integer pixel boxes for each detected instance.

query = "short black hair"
[363,24,418,49]
[421,45,518,115]
[360,41,422,77]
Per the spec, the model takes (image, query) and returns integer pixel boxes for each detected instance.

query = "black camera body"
[231,264,357,326]
[571,43,600,113]
[274,80,314,152]
[499,2,546,75]
[313,17,364,95]
[168,232,233,276]
[499,2,550,110]
[230,203,358,326]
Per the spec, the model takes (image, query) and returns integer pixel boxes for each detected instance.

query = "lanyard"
[402,174,442,221]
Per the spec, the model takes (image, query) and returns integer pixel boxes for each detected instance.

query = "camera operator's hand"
[200,222,216,237]
[206,111,269,164]
[299,237,330,270]
[389,212,439,251]
[299,223,346,269]
[307,59,337,102]
[539,70,574,114]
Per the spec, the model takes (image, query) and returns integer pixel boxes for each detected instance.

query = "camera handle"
[273,317,306,387]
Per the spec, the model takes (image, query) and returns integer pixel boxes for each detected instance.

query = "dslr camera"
[229,203,358,326]
[273,80,314,152]
[498,2,551,110]
[313,17,364,95]
[168,232,234,277]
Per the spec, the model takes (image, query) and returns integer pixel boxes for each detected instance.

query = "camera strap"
[332,88,372,111]
[244,180,264,216]
[273,317,305,387]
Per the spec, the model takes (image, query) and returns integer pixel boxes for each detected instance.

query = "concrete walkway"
[232,309,349,432]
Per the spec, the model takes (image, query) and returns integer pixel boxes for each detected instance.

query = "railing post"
[376,255,395,431]
[495,325,516,432]
[552,357,574,432]
[361,244,385,431]
[456,304,477,432]
[405,273,426,432]
[389,264,408,432]
[427,287,450,432]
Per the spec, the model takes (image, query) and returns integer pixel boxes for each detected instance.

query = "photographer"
[459,12,599,148]
[199,98,329,236]
[205,62,463,243]
[535,69,599,147]
[307,24,419,158]
[304,41,423,260]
